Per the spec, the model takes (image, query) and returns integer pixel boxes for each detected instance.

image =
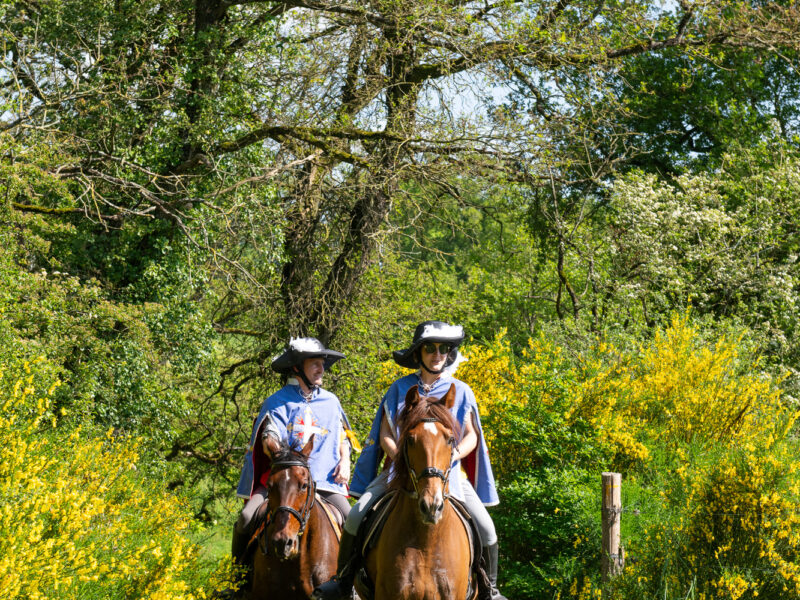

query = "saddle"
[353,492,491,600]
[357,490,399,559]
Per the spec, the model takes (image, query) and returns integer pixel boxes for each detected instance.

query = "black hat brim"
[271,349,345,374]
[393,348,420,369]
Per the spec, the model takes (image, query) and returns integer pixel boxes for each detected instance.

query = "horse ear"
[264,434,281,459]
[443,383,456,409]
[405,385,421,407]
[301,434,315,457]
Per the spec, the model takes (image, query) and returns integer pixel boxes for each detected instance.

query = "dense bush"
[459,334,606,599]
[573,316,799,600]
[612,439,800,600]
[0,355,235,599]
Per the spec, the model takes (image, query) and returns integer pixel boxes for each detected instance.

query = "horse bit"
[257,458,317,554]
[404,417,456,500]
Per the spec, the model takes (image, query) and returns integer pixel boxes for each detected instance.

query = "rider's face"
[302,357,325,386]
[420,342,450,372]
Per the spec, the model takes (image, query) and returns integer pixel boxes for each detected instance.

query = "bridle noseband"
[258,457,316,555]
[404,417,455,500]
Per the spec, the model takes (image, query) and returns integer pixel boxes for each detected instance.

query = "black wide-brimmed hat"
[271,337,345,374]
[392,320,465,369]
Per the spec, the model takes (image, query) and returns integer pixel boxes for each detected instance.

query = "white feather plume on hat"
[271,337,345,373]
[289,337,325,353]
[420,323,464,340]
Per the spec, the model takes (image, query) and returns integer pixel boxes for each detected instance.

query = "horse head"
[262,435,316,561]
[395,384,460,525]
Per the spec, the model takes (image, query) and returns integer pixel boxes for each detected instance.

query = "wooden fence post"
[601,472,624,581]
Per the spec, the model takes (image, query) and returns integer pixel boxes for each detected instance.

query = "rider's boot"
[484,542,509,600]
[312,529,359,600]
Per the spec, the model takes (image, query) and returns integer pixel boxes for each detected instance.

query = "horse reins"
[258,458,317,554]
[404,417,455,500]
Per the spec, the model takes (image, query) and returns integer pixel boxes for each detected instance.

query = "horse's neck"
[301,501,337,559]
[300,502,323,551]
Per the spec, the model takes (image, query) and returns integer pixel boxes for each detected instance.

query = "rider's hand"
[333,458,350,484]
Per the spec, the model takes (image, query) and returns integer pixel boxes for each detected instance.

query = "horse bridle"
[258,458,317,554]
[404,417,456,500]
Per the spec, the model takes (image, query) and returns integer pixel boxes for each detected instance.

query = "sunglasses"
[423,342,452,355]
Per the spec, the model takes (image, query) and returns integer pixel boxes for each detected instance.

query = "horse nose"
[419,497,445,524]
[272,535,299,560]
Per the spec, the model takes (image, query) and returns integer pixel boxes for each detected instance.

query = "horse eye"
[300,482,309,491]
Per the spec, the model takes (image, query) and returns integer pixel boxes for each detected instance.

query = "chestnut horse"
[250,437,340,600]
[359,384,476,600]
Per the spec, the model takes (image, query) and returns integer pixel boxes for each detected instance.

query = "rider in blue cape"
[232,337,358,579]
[313,321,508,600]
[349,376,498,505]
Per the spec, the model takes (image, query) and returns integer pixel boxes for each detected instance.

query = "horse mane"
[389,394,461,491]
[271,439,310,469]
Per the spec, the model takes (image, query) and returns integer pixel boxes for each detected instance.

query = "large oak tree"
[3,0,800,493]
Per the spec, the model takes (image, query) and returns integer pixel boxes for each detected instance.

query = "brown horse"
[360,384,476,600]
[249,436,340,600]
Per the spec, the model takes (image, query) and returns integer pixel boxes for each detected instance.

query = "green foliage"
[5,1,800,596]
[602,144,800,370]
[494,469,600,600]
[608,43,800,174]
[0,134,218,444]
[0,354,235,600]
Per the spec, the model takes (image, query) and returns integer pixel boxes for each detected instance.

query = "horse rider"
[232,337,359,578]
[313,320,508,600]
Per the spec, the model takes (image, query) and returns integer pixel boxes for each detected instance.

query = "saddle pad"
[359,490,399,557]
[316,494,343,541]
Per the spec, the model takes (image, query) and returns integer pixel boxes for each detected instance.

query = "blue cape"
[350,374,499,506]
[237,384,351,498]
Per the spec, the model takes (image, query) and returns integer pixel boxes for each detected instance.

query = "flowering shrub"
[571,313,792,468]
[0,357,235,600]
[613,438,800,600]
[577,316,800,600]
[604,156,800,366]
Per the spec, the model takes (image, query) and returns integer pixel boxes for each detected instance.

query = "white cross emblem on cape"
[291,404,329,446]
